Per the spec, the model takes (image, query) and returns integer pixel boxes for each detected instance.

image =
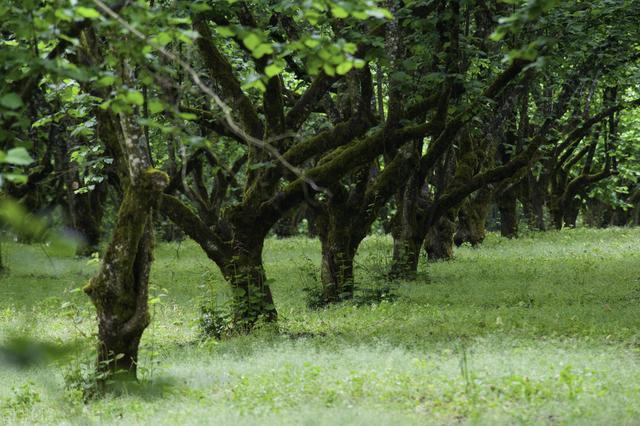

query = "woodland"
[1,0,640,424]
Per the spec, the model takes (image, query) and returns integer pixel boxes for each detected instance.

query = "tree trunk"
[454,188,491,246]
[160,195,278,327]
[531,197,546,231]
[389,233,421,280]
[56,134,107,256]
[563,197,580,228]
[0,237,4,274]
[220,241,277,326]
[84,168,168,380]
[497,187,518,237]
[424,213,456,261]
[316,218,359,302]
[548,196,564,230]
[388,168,429,280]
[273,207,302,238]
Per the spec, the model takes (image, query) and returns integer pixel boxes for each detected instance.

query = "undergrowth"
[0,227,639,425]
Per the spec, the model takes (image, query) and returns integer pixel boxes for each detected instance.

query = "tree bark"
[315,210,361,302]
[424,213,456,261]
[389,175,427,280]
[219,239,277,325]
[273,206,303,238]
[160,195,278,326]
[454,188,491,246]
[520,172,546,231]
[563,197,581,228]
[497,187,518,238]
[84,167,167,380]
[66,184,107,256]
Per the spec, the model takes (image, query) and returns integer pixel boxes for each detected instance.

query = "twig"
[92,0,325,192]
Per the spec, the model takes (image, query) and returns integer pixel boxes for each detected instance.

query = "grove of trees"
[2,0,640,382]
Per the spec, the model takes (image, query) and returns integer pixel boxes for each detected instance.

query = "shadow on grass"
[0,335,88,369]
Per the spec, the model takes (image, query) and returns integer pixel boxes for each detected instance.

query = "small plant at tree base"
[63,358,101,402]
[199,288,274,339]
[199,299,237,339]
[300,255,399,308]
[63,353,138,401]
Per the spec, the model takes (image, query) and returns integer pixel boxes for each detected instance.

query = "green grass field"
[1,228,640,425]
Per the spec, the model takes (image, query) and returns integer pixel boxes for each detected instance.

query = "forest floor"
[1,228,640,425]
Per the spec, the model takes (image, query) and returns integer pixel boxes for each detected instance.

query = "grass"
[1,227,640,424]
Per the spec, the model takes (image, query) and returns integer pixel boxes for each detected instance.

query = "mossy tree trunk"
[520,172,547,231]
[85,211,154,377]
[73,27,170,380]
[84,107,168,380]
[563,196,581,228]
[273,206,304,238]
[219,221,278,324]
[454,188,492,246]
[389,172,428,280]
[65,184,107,256]
[424,213,456,261]
[222,253,277,324]
[160,195,278,325]
[315,200,366,302]
[318,224,358,303]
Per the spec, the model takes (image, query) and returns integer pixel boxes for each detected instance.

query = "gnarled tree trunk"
[160,196,278,326]
[316,209,363,302]
[389,175,427,280]
[85,165,168,379]
[454,188,492,246]
[84,108,167,381]
[219,238,277,325]
[424,213,456,261]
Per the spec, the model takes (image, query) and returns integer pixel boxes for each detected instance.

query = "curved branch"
[192,14,264,139]
[159,194,228,264]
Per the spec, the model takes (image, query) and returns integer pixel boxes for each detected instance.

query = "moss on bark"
[84,168,168,380]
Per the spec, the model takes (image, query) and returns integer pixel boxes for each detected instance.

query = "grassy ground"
[1,227,640,425]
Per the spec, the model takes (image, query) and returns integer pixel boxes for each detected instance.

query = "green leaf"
[216,26,235,37]
[0,93,24,110]
[148,100,165,114]
[243,33,261,51]
[190,3,211,12]
[178,112,198,121]
[3,173,27,184]
[125,90,144,106]
[252,43,273,59]
[343,42,357,54]
[331,6,349,18]
[96,75,116,87]
[304,38,320,48]
[353,59,366,69]
[336,61,353,75]
[154,32,173,46]
[265,63,284,78]
[366,8,392,20]
[323,64,335,76]
[4,147,33,166]
[75,6,101,19]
